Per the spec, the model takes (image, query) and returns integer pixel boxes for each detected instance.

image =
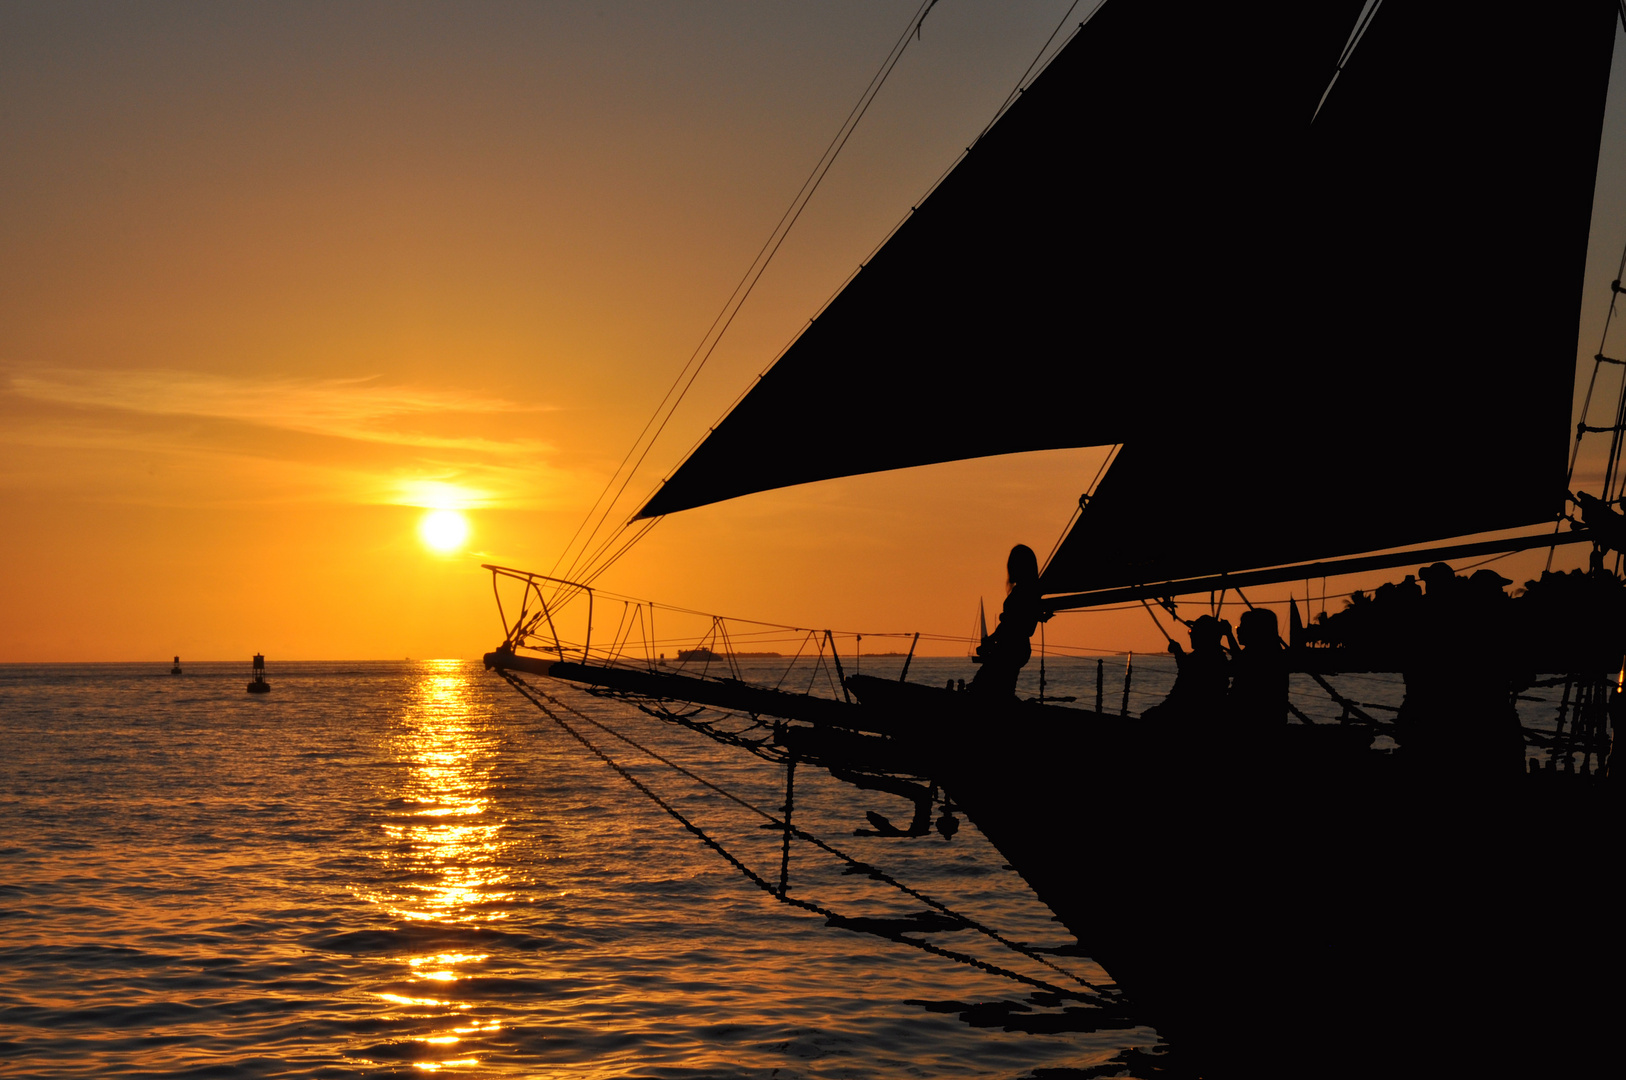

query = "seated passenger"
[1142,615,1230,724]
[1227,608,1288,728]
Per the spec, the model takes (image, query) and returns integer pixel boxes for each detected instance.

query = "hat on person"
[1189,614,1223,639]
[1468,568,1513,590]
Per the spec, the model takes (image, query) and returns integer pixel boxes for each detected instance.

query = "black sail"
[638,0,1373,519]
[1041,0,1618,594]
[638,0,1618,599]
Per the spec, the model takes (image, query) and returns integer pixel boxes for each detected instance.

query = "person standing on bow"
[969,544,1047,701]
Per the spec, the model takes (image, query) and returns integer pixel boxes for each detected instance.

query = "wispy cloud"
[0,367,582,509]
[6,368,553,455]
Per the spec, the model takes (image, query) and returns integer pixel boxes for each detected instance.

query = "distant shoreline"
[672,649,918,661]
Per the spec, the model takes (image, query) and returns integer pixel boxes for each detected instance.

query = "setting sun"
[419,510,470,553]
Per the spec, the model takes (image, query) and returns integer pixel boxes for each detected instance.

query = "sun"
[419,509,470,552]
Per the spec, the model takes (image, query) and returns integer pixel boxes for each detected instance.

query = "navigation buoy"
[247,653,271,694]
[170,655,182,675]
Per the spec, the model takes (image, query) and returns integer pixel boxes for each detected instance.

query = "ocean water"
[1,658,1159,1079]
[0,655,1574,1077]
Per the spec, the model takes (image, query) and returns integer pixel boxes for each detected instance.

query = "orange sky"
[4,3,1626,662]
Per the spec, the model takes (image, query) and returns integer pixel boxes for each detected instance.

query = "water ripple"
[0,659,1165,1077]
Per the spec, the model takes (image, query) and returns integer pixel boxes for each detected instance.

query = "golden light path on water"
[364,660,509,1072]
[0,659,1186,1075]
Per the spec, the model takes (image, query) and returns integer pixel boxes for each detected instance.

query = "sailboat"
[487,2,1619,1074]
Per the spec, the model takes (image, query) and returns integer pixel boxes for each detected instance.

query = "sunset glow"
[0,3,1618,664]
[420,511,470,553]
[3,9,1623,1080]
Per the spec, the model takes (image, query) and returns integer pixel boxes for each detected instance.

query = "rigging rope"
[1040,443,1119,578]
[1555,237,1626,574]
[498,669,1110,1000]
[558,3,1115,594]
[549,679,1102,992]
[1312,0,1385,123]
[1137,599,1177,647]
[550,0,940,595]
[1561,241,1626,524]
[973,0,1096,146]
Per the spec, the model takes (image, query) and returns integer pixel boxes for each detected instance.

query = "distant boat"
[170,656,182,675]
[246,654,270,694]
[675,647,722,663]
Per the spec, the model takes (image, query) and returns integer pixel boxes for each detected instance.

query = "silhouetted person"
[1418,562,1462,603]
[1399,563,1522,780]
[1394,573,1422,605]
[1227,608,1287,729]
[1454,568,1525,777]
[970,544,1044,701]
[1142,615,1230,724]
[1398,562,1459,765]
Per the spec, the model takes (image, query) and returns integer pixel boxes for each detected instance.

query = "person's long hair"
[1006,544,1038,593]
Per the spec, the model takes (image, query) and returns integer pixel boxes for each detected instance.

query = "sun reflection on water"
[363,660,512,1071]
[382,661,511,922]
[375,993,461,1009]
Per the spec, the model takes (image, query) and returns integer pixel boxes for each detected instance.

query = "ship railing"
[483,563,927,702]
[485,564,595,665]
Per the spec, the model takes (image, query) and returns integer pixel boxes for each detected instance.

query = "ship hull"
[844,676,1611,1078]
[487,650,1610,1076]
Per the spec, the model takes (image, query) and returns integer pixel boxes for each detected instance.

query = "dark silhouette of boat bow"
[490,2,1622,1073]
